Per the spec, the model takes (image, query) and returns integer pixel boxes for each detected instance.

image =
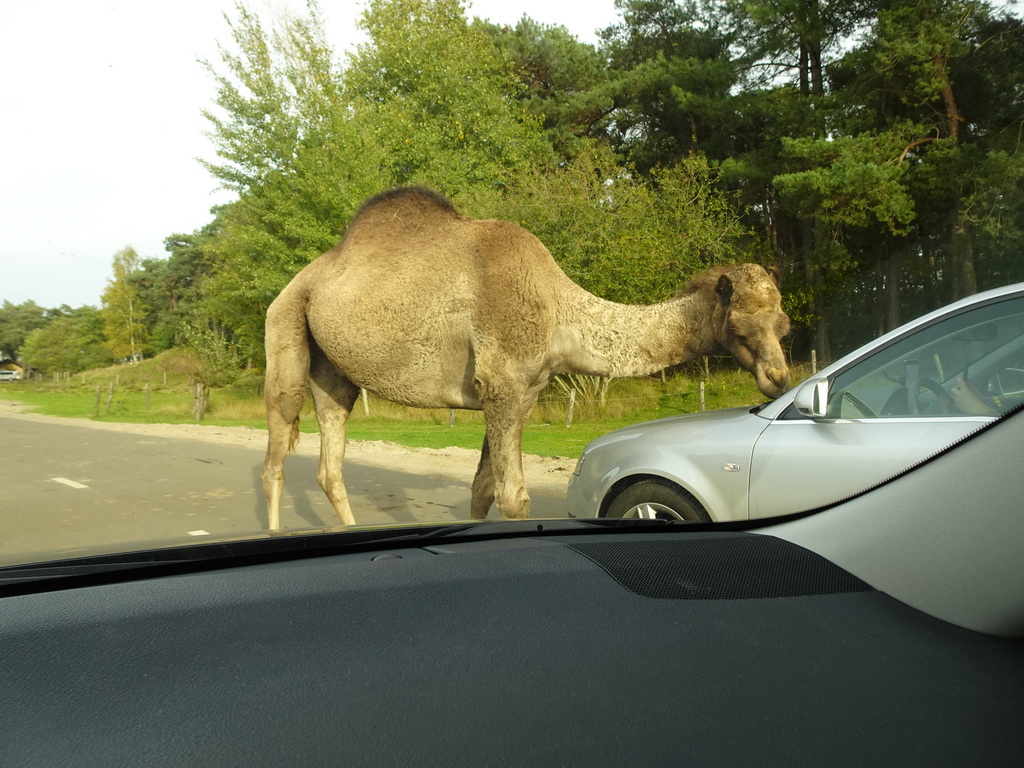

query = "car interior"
[833,295,1024,419]
[2,406,1021,765]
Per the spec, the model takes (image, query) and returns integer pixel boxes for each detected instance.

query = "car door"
[746,294,1024,519]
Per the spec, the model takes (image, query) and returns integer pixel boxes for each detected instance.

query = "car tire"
[604,479,711,522]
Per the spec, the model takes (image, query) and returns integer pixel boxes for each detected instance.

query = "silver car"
[567,282,1024,522]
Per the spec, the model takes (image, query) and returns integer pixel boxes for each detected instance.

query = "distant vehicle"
[0,370,21,381]
[567,282,1024,522]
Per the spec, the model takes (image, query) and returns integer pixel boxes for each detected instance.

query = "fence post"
[361,388,370,416]
[105,382,115,414]
[449,408,455,427]
[566,389,576,428]
[811,350,818,374]
[700,381,706,412]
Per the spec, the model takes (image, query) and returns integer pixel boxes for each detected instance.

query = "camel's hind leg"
[308,346,360,527]
[262,309,311,532]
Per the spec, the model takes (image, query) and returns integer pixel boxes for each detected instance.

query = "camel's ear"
[715,274,733,304]
[764,265,781,287]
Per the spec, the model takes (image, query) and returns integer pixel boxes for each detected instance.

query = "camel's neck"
[552,286,721,378]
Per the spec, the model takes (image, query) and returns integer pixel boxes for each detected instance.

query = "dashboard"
[3,526,1022,766]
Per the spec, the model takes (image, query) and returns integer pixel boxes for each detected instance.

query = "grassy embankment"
[3,350,807,458]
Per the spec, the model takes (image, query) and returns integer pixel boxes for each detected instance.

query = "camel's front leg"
[470,433,495,519]
[486,423,530,519]
[474,376,532,520]
[309,350,360,528]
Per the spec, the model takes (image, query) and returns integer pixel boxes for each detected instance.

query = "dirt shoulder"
[0,400,576,493]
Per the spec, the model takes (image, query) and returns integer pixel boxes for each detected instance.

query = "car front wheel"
[604,479,710,522]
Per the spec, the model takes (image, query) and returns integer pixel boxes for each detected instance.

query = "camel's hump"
[352,186,459,224]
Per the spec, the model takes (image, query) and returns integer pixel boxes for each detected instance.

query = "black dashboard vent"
[567,534,873,600]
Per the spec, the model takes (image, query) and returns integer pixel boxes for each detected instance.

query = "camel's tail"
[264,285,312,455]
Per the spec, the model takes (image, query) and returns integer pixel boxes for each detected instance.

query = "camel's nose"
[768,366,790,391]
[757,365,790,399]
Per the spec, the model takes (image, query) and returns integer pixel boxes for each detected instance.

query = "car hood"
[584,405,766,450]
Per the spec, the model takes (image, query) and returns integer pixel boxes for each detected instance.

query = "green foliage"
[176,322,242,388]
[31,0,1016,383]
[496,145,746,303]
[773,132,916,233]
[174,321,245,420]
[718,0,875,95]
[0,300,50,360]
[345,0,552,189]
[100,247,149,361]
[19,306,111,374]
[599,0,743,171]
[484,17,612,158]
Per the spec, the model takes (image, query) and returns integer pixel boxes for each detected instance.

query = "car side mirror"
[794,377,830,419]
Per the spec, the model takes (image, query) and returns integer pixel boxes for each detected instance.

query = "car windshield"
[2,0,1024,567]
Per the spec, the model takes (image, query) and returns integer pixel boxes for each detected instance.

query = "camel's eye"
[728,322,751,345]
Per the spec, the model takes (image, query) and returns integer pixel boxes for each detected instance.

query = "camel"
[262,186,791,529]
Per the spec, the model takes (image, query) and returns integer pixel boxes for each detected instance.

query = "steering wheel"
[907,378,955,415]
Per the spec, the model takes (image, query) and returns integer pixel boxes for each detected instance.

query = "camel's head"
[708,264,791,399]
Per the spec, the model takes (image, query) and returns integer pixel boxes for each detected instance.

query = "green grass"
[341,415,650,457]
[4,353,810,459]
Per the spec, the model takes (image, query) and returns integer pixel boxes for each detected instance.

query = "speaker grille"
[567,535,872,600]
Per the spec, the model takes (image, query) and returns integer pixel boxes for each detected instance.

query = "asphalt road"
[0,414,568,565]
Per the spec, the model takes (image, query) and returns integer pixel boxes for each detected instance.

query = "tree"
[129,221,223,354]
[499,145,750,304]
[198,0,555,362]
[0,300,49,360]
[597,0,745,172]
[185,0,1023,372]
[175,321,241,420]
[101,247,148,361]
[482,17,612,159]
[344,0,552,195]
[19,306,111,375]
[827,0,1024,320]
[721,0,875,96]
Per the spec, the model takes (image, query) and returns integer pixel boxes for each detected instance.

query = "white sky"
[0,0,620,309]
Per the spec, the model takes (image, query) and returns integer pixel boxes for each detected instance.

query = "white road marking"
[51,477,88,489]
[187,530,210,536]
